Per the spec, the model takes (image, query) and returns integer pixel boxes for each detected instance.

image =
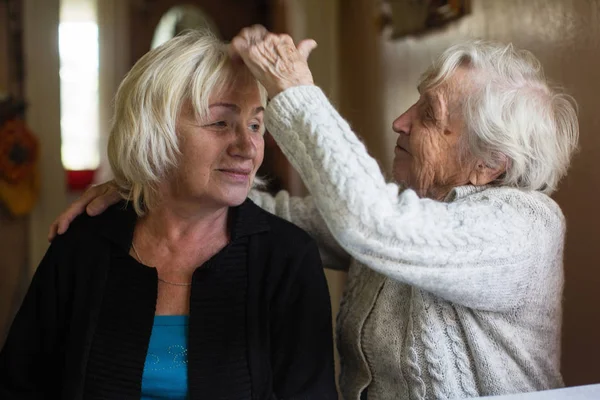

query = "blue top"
[141,315,189,399]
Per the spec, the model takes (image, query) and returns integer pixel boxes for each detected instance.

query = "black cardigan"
[0,200,337,399]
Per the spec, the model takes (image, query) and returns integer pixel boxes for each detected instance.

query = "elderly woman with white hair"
[0,31,338,399]
[49,27,579,399]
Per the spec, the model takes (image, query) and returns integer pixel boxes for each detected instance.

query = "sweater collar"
[97,198,270,251]
[443,184,491,202]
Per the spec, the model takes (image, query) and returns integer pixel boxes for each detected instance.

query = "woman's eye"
[423,108,436,122]
[207,121,227,128]
[249,123,262,133]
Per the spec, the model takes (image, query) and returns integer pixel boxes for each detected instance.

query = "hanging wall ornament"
[0,107,37,184]
[0,113,40,216]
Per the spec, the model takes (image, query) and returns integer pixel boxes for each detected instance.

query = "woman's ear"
[468,155,507,186]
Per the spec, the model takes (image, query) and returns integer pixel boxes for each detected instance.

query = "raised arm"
[230,27,562,312]
[264,85,560,312]
[266,86,563,310]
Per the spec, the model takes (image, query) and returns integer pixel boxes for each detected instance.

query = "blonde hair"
[419,40,579,194]
[108,30,267,215]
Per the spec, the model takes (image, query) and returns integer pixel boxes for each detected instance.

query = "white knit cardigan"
[250,86,565,400]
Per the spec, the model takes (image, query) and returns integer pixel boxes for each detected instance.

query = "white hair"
[108,30,267,216]
[419,40,579,194]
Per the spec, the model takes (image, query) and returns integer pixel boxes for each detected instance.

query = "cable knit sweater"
[250,86,566,400]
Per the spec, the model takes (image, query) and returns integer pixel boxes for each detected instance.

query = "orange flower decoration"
[0,119,39,183]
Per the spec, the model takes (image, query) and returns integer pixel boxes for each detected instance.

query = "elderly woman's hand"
[47,181,121,241]
[229,25,317,98]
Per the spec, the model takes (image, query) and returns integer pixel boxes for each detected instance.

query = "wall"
[24,0,66,273]
[342,0,600,386]
[285,1,347,391]
[285,0,347,314]
[0,0,65,345]
[0,3,29,346]
[338,0,388,175]
[0,209,27,347]
[95,0,130,184]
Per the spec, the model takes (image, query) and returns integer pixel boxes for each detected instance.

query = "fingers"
[230,35,252,60]
[230,25,315,62]
[228,26,316,97]
[262,34,289,64]
[48,198,87,241]
[86,188,121,216]
[48,221,61,242]
[47,181,119,242]
[297,39,318,61]
[229,24,268,60]
[236,32,312,68]
[242,24,268,44]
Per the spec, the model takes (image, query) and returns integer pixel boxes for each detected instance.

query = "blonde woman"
[0,31,337,400]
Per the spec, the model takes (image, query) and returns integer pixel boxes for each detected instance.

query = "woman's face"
[391,72,473,200]
[168,77,265,210]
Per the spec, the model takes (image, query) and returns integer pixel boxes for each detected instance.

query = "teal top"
[141,315,189,399]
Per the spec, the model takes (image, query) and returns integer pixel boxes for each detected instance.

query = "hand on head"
[228,24,318,98]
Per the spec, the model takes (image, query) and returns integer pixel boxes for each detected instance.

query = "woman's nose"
[231,129,258,159]
[392,105,415,136]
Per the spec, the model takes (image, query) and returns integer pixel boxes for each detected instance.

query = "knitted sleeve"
[264,85,561,312]
[249,189,351,271]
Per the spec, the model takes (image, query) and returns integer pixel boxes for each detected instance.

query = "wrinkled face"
[168,75,265,209]
[392,73,473,200]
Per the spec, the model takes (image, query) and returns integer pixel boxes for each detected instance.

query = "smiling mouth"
[217,168,252,182]
[218,168,251,174]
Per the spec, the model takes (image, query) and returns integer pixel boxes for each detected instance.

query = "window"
[58,0,99,171]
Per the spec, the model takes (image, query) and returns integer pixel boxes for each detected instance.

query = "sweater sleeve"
[0,241,65,398]
[249,189,351,271]
[270,238,338,400]
[264,85,556,312]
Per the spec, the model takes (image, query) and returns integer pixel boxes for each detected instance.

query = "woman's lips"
[395,145,409,155]
[218,168,252,183]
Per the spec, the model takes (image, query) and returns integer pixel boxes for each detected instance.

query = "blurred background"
[0,0,599,390]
